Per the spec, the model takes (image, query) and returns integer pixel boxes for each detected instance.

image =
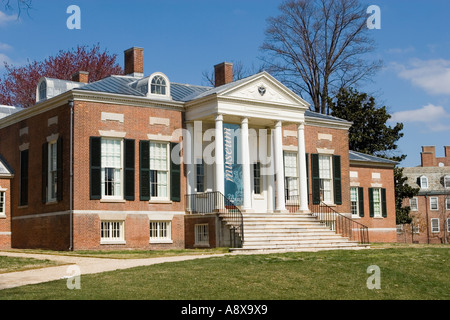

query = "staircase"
[230,212,369,253]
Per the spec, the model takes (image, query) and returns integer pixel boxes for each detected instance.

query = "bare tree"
[261,0,382,114]
[2,0,32,16]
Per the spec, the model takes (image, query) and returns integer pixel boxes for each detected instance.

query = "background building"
[399,146,450,244]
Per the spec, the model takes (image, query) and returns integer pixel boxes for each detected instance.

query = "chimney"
[72,71,89,83]
[214,62,233,87]
[124,47,144,77]
[421,146,436,167]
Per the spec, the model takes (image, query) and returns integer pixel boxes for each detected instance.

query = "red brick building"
[399,146,450,244]
[0,47,398,251]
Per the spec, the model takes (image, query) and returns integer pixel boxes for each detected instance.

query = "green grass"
[1,247,229,259]
[0,246,448,300]
[0,256,62,274]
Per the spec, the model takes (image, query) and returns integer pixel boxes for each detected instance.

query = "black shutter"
[42,143,48,203]
[170,142,181,202]
[381,188,387,217]
[139,140,150,201]
[333,155,342,205]
[90,137,101,200]
[369,188,374,217]
[20,149,29,206]
[311,154,320,204]
[57,137,63,202]
[358,187,364,217]
[306,153,309,204]
[124,139,135,201]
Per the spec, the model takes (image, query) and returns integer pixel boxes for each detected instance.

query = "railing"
[285,194,300,213]
[310,202,369,245]
[185,191,244,248]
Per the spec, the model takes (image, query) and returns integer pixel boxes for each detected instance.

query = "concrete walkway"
[0,251,228,290]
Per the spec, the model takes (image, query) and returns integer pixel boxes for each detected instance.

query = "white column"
[274,121,287,212]
[215,114,225,195]
[297,121,309,212]
[241,118,251,211]
[266,128,275,213]
[185,123,195,194]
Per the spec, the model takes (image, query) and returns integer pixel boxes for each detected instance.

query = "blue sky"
[0,0,449,167]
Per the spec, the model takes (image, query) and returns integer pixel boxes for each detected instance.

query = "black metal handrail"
[310,202,370,245]
[185,191,244,247]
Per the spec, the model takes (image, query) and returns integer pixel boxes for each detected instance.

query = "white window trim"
[319,154,334,205]
[444,175,450,189]
[447,218,450,233]
[350,187,359,217]
[101,138,124,201]
[100,220,125,244]
[431,218,440,233]
[372,188,382,218]
[0,188,6,218]
[446,198,450,211]
[149,221,172,244]
[147,72,171,100]
[149,141,170,201]
[420,176,428,189]
[410,197,418,211]
[430,197,439,211]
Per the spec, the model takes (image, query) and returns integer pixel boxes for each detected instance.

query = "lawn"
[0,256,62,274]
[0,246,448,300]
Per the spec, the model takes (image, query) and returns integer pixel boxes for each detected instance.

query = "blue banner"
[223,123,243,206]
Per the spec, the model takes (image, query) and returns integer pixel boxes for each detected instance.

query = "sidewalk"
[0,251,228,290]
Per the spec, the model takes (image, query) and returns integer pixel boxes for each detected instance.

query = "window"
[431,218,440,233]
[444,176,450,189]
[396,224,403,234]
[0,191,5,216]
[101,139,123,199]
[100,221,124,243]
[350,187,359,217]
[196,160,205,193]
[48,141,58,202]
[447,218,450,233]
[284,152,298,200]
[410,197,418,211]
[195,224,209,246]
[430,197,438,210]
[150,142,169,199]
[319,155,333,203]
[420,176,428,189]
[151,75,166,95]
[412,224,420,234]
[446,197,450,211]
[19,149,28,206]
[253,162,261,195]
[149,221,171,242]
[39,81,47,101]
[372,188,382,217]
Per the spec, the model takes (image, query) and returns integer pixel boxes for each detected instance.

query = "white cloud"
[392,59,450,95]
[391,104,450,132]
[0,53,12,70]
[0,42,12,51]
[386,46,415,55]
[0,11,16,26]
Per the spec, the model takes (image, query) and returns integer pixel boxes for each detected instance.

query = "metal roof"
[0,155,13,176]
[349,150,398,165]
[77,76,144,97]
[0,105,24,120]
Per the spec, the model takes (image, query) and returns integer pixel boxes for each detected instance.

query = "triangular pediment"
[219,72,309,109]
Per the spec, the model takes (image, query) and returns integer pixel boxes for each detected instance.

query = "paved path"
[0,251,228,290]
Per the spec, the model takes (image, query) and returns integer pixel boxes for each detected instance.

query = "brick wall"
[283,123,351,214]
[0,103,72,250]
[0,178,11,249]
[71,100,186,250]
[349,165,397,242]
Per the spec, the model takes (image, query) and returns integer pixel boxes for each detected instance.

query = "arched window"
[39,81,47,101]
[151,75,166,95]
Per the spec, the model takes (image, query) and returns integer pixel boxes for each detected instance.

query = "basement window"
[100,221,125,244]
[195,224,209,246]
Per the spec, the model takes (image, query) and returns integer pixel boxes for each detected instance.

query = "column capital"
[274,121,283,128]
[215,114,223,122]
[297,121,305,129]
[241,117,249,124]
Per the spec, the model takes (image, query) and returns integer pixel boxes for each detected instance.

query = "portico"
[184,71,310,213]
